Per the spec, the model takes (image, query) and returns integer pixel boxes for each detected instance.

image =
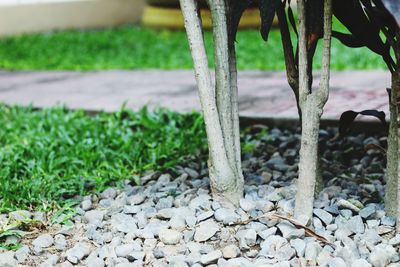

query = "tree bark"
[294,0,332,220]
[385,73,399,218]
[179,0,243,206]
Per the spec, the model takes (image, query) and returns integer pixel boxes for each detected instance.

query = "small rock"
[15,245,30,263]
[240,198,256,212]
[236,229,257,249]
[369,244,397,267]
[326,257,346,267]
[214,208,240,225]
[337,199,360,213]
[313,209,333,225]
[39,254,59,267]
[389,234,400,246]
[259,227,277,240]
[86,257,105,267]
[347,215,365,234]
[115,244,135,257]
[290,238,306,257]
[194,220,219,242]
[351,259,372,267]
[81,199,92,211]
[381,216,396,227]
[84,210,105,225]
[65,243,91,264]
[367,219,380,229]
[32,234,54,248]
[359,205,376,219]
[111,213,137,233]
[54,234,68,251]
[128,251,145,261]
[304,242,322,262]
[128,193,146,205]
[100,188,117,199]
[159,229,182,245]
[200,250,222,265]
[197,211,214,222]
[8,210,32,221]
[222,244,240,259]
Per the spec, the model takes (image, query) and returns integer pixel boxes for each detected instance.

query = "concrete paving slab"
[0,70,391,121]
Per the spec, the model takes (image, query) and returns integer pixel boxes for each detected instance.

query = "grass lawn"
[0,23,387,71]
[0,105,207,212]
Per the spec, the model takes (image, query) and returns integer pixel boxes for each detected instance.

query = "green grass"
[0,105,207,212]
[0,23,387,71]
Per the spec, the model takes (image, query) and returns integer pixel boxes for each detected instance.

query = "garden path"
[0,70,390,120]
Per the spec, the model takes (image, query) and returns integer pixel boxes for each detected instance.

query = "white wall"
[0,0,145,36]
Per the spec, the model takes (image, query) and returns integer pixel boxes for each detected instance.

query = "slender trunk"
[386,73,399,217]
[294,0,332,220]
[180,0,243,206]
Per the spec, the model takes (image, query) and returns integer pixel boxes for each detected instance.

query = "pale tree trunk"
[385,73,399,218]
[179,0,243,206]
[294,0,332,220]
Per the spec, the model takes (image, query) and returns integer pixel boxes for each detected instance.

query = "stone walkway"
[0,70,391,120]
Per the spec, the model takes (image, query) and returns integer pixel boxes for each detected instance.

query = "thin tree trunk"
[294,0,332,220]
[385,73,399,217]
[180,0,243,206]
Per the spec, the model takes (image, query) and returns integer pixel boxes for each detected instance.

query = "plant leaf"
[259,0,280,41]
[339,110,387,136]
[332,31,364,48]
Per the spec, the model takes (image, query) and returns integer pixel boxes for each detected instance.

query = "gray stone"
[377,225,394,235]
[8,210,32,221]
[240,198,256,212]
[222,244,240,259]
[369,244,397,267]
[277,221,297,239]
[236,229,257,249]
[259,227,277,240]
[214,208,240,225]
[351,259,372,267]
[15,245,30,263]
[128,193,146,205]
[32,234,54,248]
[84,210,105,225]
[313,209,333,225]
[363,229,382,245]
[115,244,135,257]
[100,188,117,199]
[367,219,380,229]
[111,213,137,233]
[337,199,360,213]
[347,215,365,234]
[200,250,222,265]
[33,211,47,224]
[194,219,219,242]
[381,216,396,227]
[326,224,338,231]
[169,215,186,230]
[196,210,214,222]
[65,243,91,264]
[304,242,322,262]
[54,234,68,251]
[290,238,306,257]
[260,235,290,259]
[156,196,173,210]
[81,199,92,211]
[61,261,74,267]
[359,205,376,219]
[340,209,353,219]
[326,257,346,267]
[185,215,197,227]
[128,251,145,261]
[39,254,59,267]
[86,257,105,267]
[184,167,199,179]
[158,229,182,245]
[389,234,400,246]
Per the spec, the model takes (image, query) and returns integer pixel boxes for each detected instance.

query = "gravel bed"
[1,126,399,267]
